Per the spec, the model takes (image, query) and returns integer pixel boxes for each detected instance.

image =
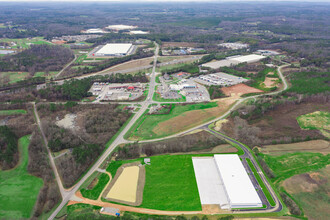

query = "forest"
[38,103,132,187]
[0,44,74,73]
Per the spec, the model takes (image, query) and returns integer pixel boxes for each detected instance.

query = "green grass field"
[0,135,43,219]
[0,109,27,115]
[297,111,330,138]
[260,152,330,182]
[126,102,218,140]
[141,154,201,211]
[246,158,276,206]
[80,172,110,200]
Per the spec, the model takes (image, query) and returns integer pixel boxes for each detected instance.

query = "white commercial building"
[192,154,262,209]
[230,54,265,64]
[106,25,137,31]
[95,43,134,56]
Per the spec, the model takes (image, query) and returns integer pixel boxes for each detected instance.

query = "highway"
[44,54,289,218]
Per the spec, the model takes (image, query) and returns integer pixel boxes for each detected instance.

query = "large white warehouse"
[192,154,262,209]
[95,43,134,56]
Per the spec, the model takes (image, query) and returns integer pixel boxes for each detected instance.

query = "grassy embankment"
[246,158,276,206]
[0,135,43,219]
[80,172,110,200]
[126,102,218,140]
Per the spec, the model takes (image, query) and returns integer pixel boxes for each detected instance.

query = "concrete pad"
[192,157,229,208]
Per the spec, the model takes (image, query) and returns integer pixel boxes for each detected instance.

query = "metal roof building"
[192,154,262,209]
[214,154,262,208]
[95,43,134,56]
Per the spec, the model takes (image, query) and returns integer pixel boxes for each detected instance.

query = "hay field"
[260,140,330,155]
[106,166,140,203]
[0,135,43,219]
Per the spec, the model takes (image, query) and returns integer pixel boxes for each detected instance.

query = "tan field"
[214,119,228,131]
[153,95,239,136]
[263,77,277,88]
[259,140,330,155]
[106,166,140,203]
[109,57,154,72]
[221,84,263,96]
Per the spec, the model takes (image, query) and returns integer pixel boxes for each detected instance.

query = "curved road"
[45,53,289,219]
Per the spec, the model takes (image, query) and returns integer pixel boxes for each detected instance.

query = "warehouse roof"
[214,154,262,207]
[96,43,133,55]
[230,54,265,63]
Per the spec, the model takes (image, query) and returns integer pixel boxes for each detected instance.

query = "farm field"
[282,166,330,220]
[0,109,27,115]
[0,135,43,219]
[260,140,330,156]
[127,102,218,140]
[0,37,52,49]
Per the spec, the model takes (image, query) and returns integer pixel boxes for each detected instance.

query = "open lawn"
[0,135,43,219]
[126,102,218,140]
[0,109,27,115]
[141,154,201,211]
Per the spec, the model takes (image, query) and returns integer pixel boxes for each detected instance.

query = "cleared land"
[107,57,154,72]
[297,111,330,138]
[162,42,199,48]
[282,166,330,220]
[127,102,220,140]
[0,71,58,84]
[152,96,239,139]
[0,37,52,49]
[260,140,330,156]
[106,166,140,203]
[0,135,43,219]
[221,84,263,96]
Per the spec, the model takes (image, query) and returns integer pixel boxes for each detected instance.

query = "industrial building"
[106,25,137,31]
[94,43,135,57]
[202,54,265,69]
[194,72,248,86]
[192,154,263,209]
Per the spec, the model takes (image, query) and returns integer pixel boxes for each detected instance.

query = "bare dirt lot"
[108,57,154,72]
[154,96,239,136]
[260,140,330,155]
[263,77,277,88]
[221,84,263,96]
[162,42,199,48]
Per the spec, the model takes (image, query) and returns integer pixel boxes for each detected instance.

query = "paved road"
[47,43,159,220]
[46,62,289,219]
